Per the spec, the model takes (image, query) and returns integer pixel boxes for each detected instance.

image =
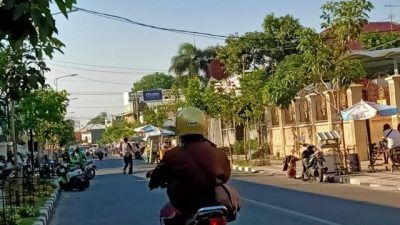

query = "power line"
[73,7,229,39]
[69,106,123,108]
[47,59,169,72]
[48,62,151,74]
[69,92,123,95]
[77,76,130,85]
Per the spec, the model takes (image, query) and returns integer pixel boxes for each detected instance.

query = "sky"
[45,0,398,126]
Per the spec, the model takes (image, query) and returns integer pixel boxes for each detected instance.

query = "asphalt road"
[49,158,400,225]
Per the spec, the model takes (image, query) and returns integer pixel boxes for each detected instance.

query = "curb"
[232,165,257,173]
[34,182,60,225]
[348,177,400,191]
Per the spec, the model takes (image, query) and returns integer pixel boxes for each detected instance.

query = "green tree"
[37,118,74,147]
[133,72,176,92]
[143,105,169,127]
[87,112,107,125]
[169,43,216,78]
[264,0,372,109]
[0,46,48,102]
[183,76,207,110]
[100,121,139,144]
[17,88,69,148]
[263,54,308,108]
[217,14,303,75]
[0,0,76,59]
[360,32,400,50]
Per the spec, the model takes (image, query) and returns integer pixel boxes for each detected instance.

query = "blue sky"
[46,0,397,125]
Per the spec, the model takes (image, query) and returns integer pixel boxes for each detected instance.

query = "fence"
[0,166,55,225]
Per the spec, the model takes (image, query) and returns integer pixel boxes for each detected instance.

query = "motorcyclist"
[70,146,87,166]
[301,144,315,172]
[147,107,231,224]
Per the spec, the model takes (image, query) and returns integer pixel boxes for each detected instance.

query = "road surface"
[49,158,400,225]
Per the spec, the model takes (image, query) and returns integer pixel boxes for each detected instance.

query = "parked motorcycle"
[0,156,15,181]
[96,150,104,160]
[57,162,90,191]
[161,206,228,225]
[39,156,57,178]
[302,147,328,182]
[81,160,97,180]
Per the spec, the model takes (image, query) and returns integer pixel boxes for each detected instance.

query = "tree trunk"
[244,120,248,162]
[225,119,234,163]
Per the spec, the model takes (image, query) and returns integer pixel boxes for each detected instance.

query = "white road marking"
[241,197,343,225]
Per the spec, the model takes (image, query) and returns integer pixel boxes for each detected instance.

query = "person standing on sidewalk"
[382,124,400,163]
[120,137,133,174]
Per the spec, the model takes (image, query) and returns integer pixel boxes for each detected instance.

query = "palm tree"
[169,43,216,78]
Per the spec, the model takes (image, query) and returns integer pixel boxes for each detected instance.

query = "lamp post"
[54,74,78,91]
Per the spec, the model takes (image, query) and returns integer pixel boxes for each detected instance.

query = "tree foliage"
[169,43,216,78]
[100,121,139,144]
[263,54,308,108]
[217,14,303,75]
[143,105,169,128]
[17,89,68,130]
[0,46,48,101]
[16,88,71,146]
[238,70,268,124]
[183,76,207,110]
[0,0,76,59]
[264,0,372,108]
[132,72,176,92]
[87,112,107,125]
[360,32,400,50]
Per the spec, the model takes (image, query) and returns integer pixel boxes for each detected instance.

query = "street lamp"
[54,74,78,91]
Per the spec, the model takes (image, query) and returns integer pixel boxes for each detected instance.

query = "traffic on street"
[3,0,400,225]
[49,158,400,225]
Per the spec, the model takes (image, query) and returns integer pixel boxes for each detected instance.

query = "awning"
[345,47,400,77]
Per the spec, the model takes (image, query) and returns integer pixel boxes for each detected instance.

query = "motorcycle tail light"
[209,218,227,225]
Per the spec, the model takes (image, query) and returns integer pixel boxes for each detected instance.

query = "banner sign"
[143,90,163,101]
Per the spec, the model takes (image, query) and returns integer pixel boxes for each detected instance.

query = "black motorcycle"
[302,150,328,183]
[96,150,104,160]
[161,206,229,225]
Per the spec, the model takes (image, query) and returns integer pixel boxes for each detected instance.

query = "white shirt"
[383,129,400,148]
[121,142,132,156]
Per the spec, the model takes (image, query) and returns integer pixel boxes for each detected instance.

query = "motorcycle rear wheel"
[85,168,96,180]
[302,171,310,182]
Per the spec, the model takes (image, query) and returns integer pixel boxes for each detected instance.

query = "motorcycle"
[302,148,328,182]
[57,162,90,191]
[0,156,15,181]
[161,206,228,225]
[39,158,57,178]
[81,160,97,180]
[96,150,104,160]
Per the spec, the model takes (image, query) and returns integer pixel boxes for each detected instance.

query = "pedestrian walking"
[120,137,133,174]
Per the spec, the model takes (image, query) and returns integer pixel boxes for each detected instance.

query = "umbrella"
[134,124,158,133]
[341,100,398,121]
[160,129,175,137]
[131,136,144,142]
[341,100,399,164]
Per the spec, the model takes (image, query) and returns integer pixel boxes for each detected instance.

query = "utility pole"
[385,4,400,30]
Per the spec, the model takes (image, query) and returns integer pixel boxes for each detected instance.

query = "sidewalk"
[233,159,400,192]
